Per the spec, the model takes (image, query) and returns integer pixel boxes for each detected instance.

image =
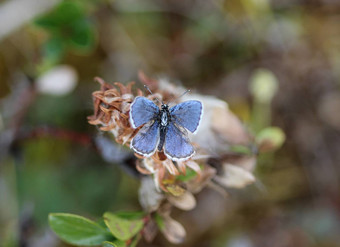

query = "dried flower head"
[88,72,258,243]
[88,73,208,190]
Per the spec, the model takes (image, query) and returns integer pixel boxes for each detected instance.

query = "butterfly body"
[157,104,170,151]
[129,96,203,161]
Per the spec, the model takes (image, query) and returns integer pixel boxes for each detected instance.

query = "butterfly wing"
[164,122,195,161]
[130,96,159,128]
[131,120,160,156]
[170,100,203,133]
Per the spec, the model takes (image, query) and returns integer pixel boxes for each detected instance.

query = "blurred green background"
[1,0,340,246]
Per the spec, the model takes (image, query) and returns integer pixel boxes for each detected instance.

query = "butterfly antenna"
[144,85,163,105]
[167,89,191,105]
[178,89,191,98]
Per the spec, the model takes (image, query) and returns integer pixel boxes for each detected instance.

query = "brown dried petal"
[143,158,156,173]
[177,161,187,174]
[136,88,144,96]
[136,163,153,175]
[138,70,159,90]
[163,159,180,175]
[155,166,167,192]
[94,77,114,90]
[114,82,134,95]
[87,118,102,125]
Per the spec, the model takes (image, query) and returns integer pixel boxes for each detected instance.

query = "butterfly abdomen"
[157,105,170,151]
[158,127,167,151]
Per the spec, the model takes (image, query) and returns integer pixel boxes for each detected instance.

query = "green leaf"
[102,242,115,247]
[43,36,65,62]
[154,213,165,230]
[229,144,253,155]
[176,168,197,182]
[256,127,285,152]
[35,17,59,29]
[68,19,96,52]
[129,233,141,247]
[36,35,65,73]
[35,1,84,29]
[103,212,144,241]
[49,213,111,246]
[115,212,145,220]
[102,240,126,247]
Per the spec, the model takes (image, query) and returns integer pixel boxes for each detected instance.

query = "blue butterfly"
[129,95,203,161]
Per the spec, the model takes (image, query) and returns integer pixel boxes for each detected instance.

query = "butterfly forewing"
[130,96,159,128]
[131,120,160,156]
[170,100,202,134]
[164,122,195,161]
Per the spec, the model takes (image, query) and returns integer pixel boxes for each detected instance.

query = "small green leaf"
[54,1,84,23]
[115,212,145,220]
[176,168,197,182]
[129,233,141,247]
[49,213,111,246]
[36,36,65,73]
[229,144,253,155]
[34,16,59,29]
[68,20,96,52]
[103,212,144,241]
[35,1,84,28]
[154,213,165,230]
[102,240,126,247]
[256,127,285,152]
[43,36,65,62]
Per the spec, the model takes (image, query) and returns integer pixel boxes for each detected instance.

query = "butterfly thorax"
[157,104,171,151]
[160,104,170,127]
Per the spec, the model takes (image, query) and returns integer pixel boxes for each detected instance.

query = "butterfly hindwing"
[130,96,159,128]
[170,100,203,134]
[164,122,195,161]
[131,120,160,156]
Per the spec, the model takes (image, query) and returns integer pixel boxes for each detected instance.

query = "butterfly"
[129,95,203,161]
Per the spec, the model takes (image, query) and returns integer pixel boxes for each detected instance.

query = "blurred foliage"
[34,0,96,73]
[256,127,285,153]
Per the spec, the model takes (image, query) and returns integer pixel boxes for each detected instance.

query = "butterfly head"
[161,104,169,110]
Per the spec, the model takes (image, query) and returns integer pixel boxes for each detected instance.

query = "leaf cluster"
[34,0,96,71]
[49,211,164,247]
